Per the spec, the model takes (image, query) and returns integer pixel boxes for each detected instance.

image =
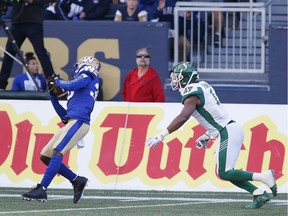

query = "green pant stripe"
[218,128,228,173]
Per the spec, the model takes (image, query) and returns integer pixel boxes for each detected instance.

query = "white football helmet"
[73,56,101,78]
[170,61,199,90]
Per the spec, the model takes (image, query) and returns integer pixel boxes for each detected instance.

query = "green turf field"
[0,188,287,216]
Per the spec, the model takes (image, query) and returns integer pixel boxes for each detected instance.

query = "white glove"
[196,133,210,149]
[145,129,169,149]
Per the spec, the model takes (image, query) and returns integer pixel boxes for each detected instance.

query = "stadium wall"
[0,21,170,101]
[0,100,287,193]
[0,21,286,104]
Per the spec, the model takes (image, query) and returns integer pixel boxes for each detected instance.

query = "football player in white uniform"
[145,61,277,209]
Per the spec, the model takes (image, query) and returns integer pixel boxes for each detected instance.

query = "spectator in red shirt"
[122,48,165,102]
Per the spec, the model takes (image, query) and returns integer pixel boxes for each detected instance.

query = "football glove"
[48,74,60,83]
[145,129,169,149]
[47,74,61,96]
[196,133,210,149]
[48,83,56,96]
[145,134,164,149]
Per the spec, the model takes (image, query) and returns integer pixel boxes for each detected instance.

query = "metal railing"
[173,1,272,73]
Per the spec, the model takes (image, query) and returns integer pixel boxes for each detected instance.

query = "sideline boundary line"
[0,201,218,215]
[0,193,287,215]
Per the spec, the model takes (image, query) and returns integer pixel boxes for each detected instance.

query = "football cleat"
[71,176,88,204]
[245,191,270,209]
[21,184,47,202]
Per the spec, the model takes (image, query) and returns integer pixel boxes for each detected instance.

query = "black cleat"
[245,191,271,209]
[22,184,47,202]
[71,176,88,204]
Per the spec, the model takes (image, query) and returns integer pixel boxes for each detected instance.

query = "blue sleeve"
[50,95,68,122]
[55,73,92,91]
[11,77,20,91]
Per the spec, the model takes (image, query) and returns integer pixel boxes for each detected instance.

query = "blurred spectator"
[139,0,157,20]
[11,52,47,91]
[223,0,246,29]
[212,10,224,47]
[114,0,148,21]
[1,6,12,19]
[151,0,193,62]
[122,48,165,102]
[196,0,224,47]
[45,0,110,20]
[111,0,125,4]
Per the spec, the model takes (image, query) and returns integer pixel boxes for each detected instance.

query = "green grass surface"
[0,188,287,216]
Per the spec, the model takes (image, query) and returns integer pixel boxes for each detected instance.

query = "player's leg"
[40,120,89,188]
[21,127,63,201]
[55,120,90,204]
[40,127,77,180]
[22,120,89,202]
[216,122,272,208]
[218,123,277,194]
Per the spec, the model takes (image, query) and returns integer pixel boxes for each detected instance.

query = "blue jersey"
[11,72,47,91]
[51,69,99,125]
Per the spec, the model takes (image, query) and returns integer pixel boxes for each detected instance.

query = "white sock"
[252,170,275,187]
[252,173,264,182]
[253,188,263,196]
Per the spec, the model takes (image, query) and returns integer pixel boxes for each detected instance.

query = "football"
[49,82,68,98]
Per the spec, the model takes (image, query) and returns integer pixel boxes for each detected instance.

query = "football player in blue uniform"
[22,56,101,204]
[145,61,277,209]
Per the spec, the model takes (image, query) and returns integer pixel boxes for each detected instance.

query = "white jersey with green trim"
[180,81,232,138]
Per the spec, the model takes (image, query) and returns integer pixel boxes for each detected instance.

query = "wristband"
[160,128,169,139]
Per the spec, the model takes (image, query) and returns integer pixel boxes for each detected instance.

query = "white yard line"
[0,194,287,215]
[0,201,213,215]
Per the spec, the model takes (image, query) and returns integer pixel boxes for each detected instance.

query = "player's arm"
[167,95,199,134]
[145,95,200,149]
[55,73,92,91]
[50,95,68,124]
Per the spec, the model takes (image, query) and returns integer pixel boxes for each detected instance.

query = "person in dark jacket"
[122,47,165,102]
[0,0,55,90]
[44,0,110,20]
